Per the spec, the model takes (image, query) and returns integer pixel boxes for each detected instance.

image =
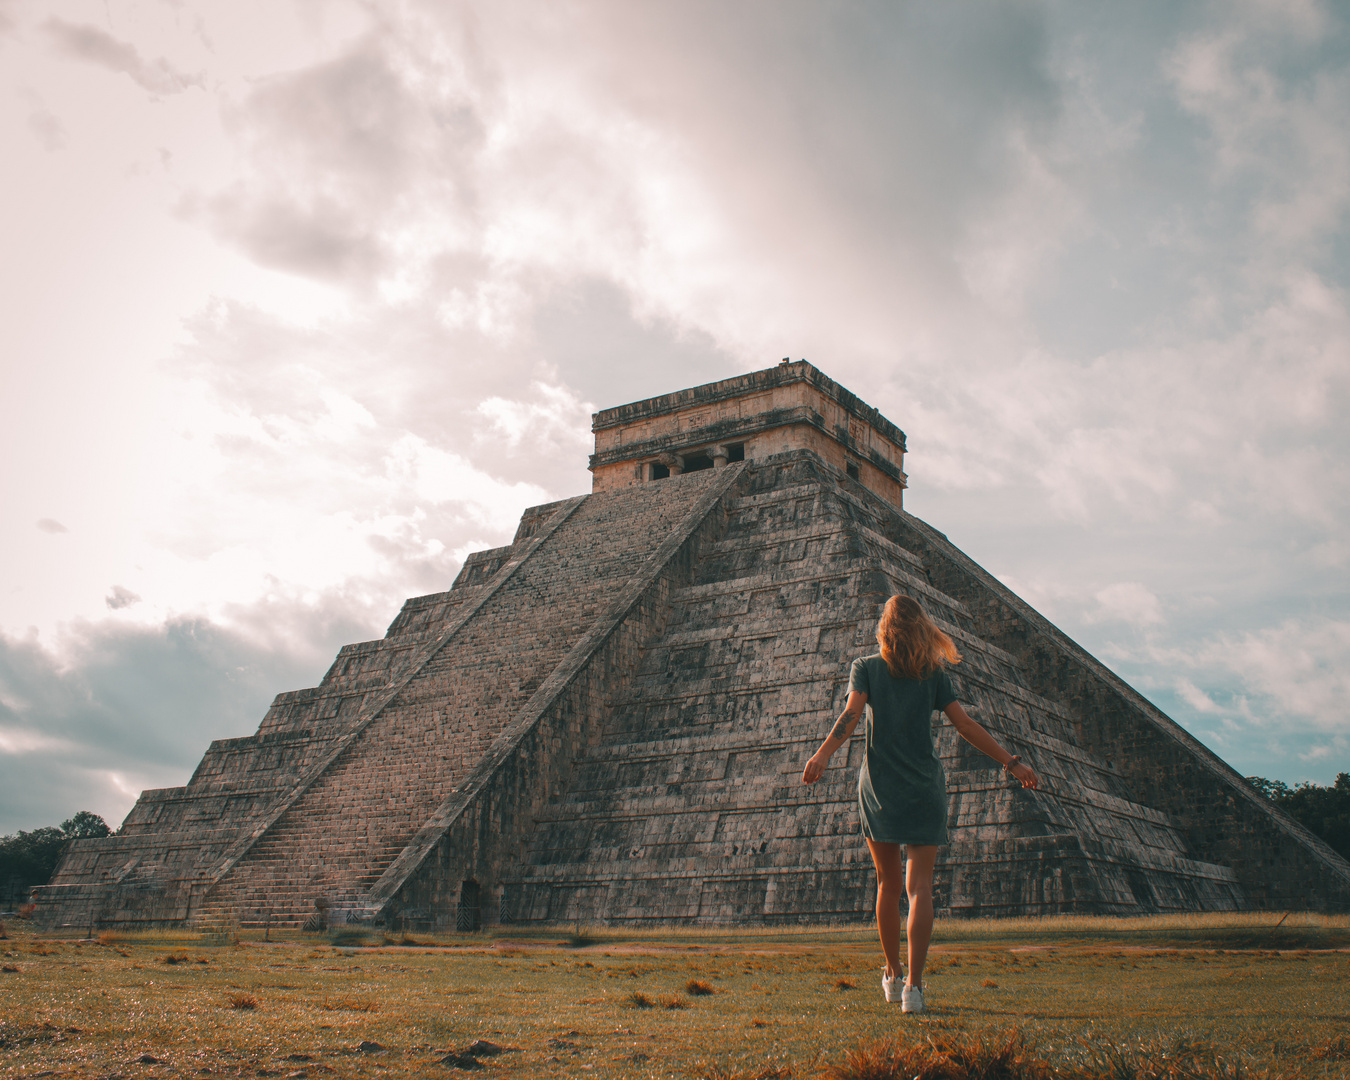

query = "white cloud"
[1089,582,1165,627]
[0,726,72,755]
[475,382,594,456]
[956,128,1085,316]
[384,434,548,529]
[1169,14,1350,249]
[45,18,203,97]
[1200,619,1350,730]
[1176,677,1221,714]
[104,586,141,611]
[1299,737,1347,764]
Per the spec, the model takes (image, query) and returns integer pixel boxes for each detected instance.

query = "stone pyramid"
[38,363,1350,930]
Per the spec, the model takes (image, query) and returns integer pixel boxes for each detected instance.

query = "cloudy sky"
[1,0,1347,833]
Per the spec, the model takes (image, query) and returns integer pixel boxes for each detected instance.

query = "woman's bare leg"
[905,845,938,988]
[865,839,905,979]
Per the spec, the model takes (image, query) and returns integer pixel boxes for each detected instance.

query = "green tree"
[61,810,111,839]
[1247,774,1350,862]
[0,811,112,906]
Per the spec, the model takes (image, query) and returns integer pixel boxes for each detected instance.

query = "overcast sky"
[2,0,1347,833]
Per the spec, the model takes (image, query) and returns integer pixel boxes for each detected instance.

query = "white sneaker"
[881,968,902,1003]
[901,983,924,1013]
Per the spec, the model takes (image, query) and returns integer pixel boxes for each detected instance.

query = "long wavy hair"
[876,595,961,679]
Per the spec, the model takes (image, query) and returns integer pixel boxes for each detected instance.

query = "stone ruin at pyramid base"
[37,362,1350,932]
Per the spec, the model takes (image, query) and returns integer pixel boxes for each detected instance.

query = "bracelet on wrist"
[1003,755,1021,773]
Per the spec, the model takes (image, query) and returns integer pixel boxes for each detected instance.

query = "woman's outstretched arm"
[943,701,1041,790]
[802,690,868,784]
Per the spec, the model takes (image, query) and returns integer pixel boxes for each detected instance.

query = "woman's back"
[802,594,1040,1012]
[849,654,955,846]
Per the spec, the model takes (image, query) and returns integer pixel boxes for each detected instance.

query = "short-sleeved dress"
[849,654,957,845]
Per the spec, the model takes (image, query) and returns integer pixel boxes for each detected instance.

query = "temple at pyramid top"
[590,360,908,508]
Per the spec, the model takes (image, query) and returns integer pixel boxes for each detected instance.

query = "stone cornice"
[589,405,907,483]
[590,360,906,451]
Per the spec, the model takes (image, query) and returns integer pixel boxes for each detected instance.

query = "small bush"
[825,1029,1049,1080]
[834,978,855,990]
[227,993,258,1010]
[686,978,716,996]
[660,993,690,1009]
[981,978,998,988]
[159,953,190,965]
[624,991,655,1009]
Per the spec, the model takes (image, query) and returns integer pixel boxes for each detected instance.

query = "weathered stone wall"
[590,361,906,507]
[892,512,1350,912]
[375,464,750,929]
[503,452,1274,924]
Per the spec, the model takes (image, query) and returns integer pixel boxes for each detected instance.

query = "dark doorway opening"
[456,878,481,932]
[683,453,714,473]
[649,461,670,480]
[846,461,860,481]
[727,443,745,462]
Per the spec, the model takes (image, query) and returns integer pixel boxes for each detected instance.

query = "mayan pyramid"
[38,362,1350,930]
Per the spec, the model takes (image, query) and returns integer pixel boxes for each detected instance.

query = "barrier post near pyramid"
[35,362,1350,931]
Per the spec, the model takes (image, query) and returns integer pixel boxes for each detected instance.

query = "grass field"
[2,913,1348,1079]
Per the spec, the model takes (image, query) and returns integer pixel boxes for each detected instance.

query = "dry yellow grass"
[0,914,1346,1078]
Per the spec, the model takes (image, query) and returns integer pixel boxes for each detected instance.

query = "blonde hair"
[876,595,961,679]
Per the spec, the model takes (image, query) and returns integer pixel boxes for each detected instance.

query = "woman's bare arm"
[801,690,868,784]
[943,701,1040,790]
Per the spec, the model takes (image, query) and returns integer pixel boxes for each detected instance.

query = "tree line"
[0,811,110,909]
[1247,772,1350,861]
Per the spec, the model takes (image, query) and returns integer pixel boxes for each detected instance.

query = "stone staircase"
[503,461,1242,923]
[38,560,496,928]
[190,468,730,929]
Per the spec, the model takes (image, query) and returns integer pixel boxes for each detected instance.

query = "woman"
[801,595,1040,1014]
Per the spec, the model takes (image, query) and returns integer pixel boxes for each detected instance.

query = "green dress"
[849,655,956,845]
